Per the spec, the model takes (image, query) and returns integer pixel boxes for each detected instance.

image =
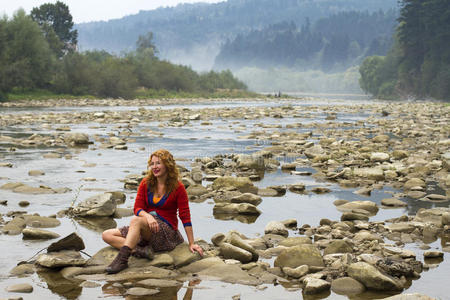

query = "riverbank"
[0,98,448,299]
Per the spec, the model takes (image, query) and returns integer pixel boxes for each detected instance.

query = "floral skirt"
[119,216,184,252]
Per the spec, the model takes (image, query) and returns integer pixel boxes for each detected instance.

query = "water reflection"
[73,217,117,232]
[213,213,259,224]
[37,269,82,299]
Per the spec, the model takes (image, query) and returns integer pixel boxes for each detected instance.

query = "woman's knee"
[129,215,145,228]
[102,229,117,243]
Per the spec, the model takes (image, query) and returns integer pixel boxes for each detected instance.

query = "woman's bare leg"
[102,228,125,250]
[123,215,151,249]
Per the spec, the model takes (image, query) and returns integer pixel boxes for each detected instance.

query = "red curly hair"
[146,149,180,194]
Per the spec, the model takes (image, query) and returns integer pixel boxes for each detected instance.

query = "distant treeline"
[0,6,246,100]
[76,0,398,67]
[214,10,397,71]
[359,0,450,100]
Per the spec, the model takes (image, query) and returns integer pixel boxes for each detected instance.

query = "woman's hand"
[189,243,204,256]
[145,214,159,233]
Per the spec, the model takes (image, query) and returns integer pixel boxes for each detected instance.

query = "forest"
[214,10,397,71]
[76,0,398,69]
[0,3,247,101]
[359,0,450,100]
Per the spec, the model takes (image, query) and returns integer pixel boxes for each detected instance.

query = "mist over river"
[0,97,449,300]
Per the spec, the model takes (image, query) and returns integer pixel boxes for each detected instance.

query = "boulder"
[382,198,407,207]
[219,242,253,263]
[6,283,33,293]
[168,243,201,268]
[64,132,90,145]
[229,233,259,261]
[404,178,426,190]
[278,236,312,247]
[231,193,262,206]
[212,176,257,193]
[22,228,60,240]
[24,215,61,228]
[370,152,390,162]
[264,221,288,237]
[274,245,324,268]
[303,277,331,294]
[186,184,208,197]
[236,154,265,170]
[213,203,261,215]
[282,265,309,278]
[72,193,117,217]
[353,167,385,181]
[336,200,379,215]
[323,240,353,255]
[47,232,85,252]
[36,250,86,268]
[347,262,403,291]
[331,277,366,295]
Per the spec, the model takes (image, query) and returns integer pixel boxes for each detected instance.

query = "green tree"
[0,10,54,94]
[31,1,77,56]
[136,32,158,57]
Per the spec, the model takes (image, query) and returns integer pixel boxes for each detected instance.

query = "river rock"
[2,216,26,235]
[72,193,117,217]
[282,265,309,278]
[303,277,331,294]
[6,283,33,293]
[63,132,90,145]
[36,250,86,268]
[274,244,324,268]
[186,184,208,197]
[212,176,257,193]
[423,251,443,258]
[22,228,60,240]
[371,152,390,162]
[323,240,353,255]
[347,262,403,291]
[28,170,45,176]
[213,203,261,215]
[414,208,450,226]
[304,145,325,159]
[382,198,408,207]
[353,167,385,181]
[264,221,288,237]
[236,154,265,170]
[231,193,262,206]
[219,242,253,263]
[404,178,426,190]
[278,236,312,247]
[229,233,259,261]
[336,200,379,215]
[168,243,201,268]
[9,263,35,276]
[12,183,55,194]
[331,277,366,295]
[24,215,61,228]
[47,232,85,252]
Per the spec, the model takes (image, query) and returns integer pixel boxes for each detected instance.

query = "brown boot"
[132,245,154,260]
[106,246,131,274]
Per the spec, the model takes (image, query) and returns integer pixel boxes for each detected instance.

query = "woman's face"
[149,155,167,178]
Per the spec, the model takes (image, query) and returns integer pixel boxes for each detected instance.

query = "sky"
[0,0,223,23]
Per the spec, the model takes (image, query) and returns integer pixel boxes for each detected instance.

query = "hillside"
[76,0,398,70]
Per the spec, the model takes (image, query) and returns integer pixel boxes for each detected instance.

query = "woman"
[102,149,203,274]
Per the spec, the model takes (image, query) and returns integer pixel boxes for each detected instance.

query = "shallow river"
[0,98,448,299]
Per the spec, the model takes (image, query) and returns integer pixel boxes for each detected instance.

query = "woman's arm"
[184,225,203,256]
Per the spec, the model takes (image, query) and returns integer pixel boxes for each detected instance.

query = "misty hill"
[215,9,397,72]
[76,0,398,70]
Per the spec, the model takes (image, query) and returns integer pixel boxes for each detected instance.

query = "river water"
[0,98,448,299]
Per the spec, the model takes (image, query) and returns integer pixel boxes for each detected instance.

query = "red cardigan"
[134,179,192,230]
